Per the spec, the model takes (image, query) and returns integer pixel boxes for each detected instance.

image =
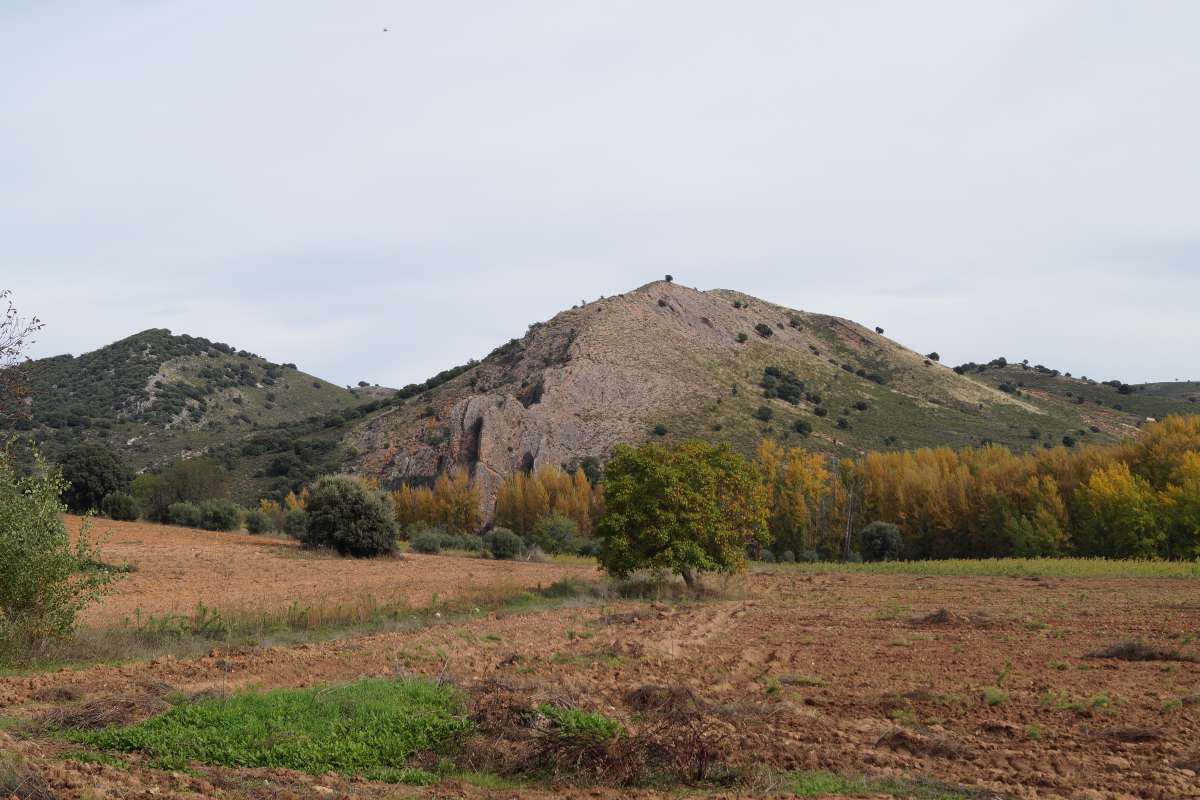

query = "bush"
[100,492,140,521]
[167,502,203,528]
[282,509,308,539]
[304,475,398,557]
[814,407,828,417]
[653,424,668,436]
[853,400,870,411]
[1062,435,1077,448]
[489,527,525,560]
[792,420,812,436]
[197,499,241,532]
[861,521,903,562]
[754,406,774,422]
[781,550,796,563]
[457,534,484,552]
[242,508,274,535]
[410,529,443,554]
[735,332,748,343]
[0,454,120,651]
[754,323,773,338]
[531,513,581,555]
[759,549,776,563]
[577,540,599,557]
[836,417,850,429]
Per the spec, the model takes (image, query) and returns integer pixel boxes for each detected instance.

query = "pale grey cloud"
[3,1,1197,386]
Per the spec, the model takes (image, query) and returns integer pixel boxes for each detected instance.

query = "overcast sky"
[3,2,1197,387]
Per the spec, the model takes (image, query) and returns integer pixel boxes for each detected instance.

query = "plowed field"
[3,520,1198,799]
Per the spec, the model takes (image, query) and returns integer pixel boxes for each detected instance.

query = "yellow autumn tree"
[493,465,597,536]
[432,469,481,533]
[1072,461,1163,558]
[757,439,831,557]
[1161,451,1200,559]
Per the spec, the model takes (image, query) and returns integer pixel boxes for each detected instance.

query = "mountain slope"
[14,329,372,477]
[346,280,1195,513]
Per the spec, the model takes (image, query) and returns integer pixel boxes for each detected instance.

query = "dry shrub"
[29,686,84,703]
[625,685,704,716]
[910,608,995,628]
[464,682,729,786]
[877,728,973,759]
[35,692,169,732]
[1176,753,1200,772]
[1100,727,1161,743]
[1086,641,1198,662]
[0,749,55,800]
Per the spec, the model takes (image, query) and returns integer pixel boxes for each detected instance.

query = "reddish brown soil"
[67,516,596,625]
[4,531,1199,799]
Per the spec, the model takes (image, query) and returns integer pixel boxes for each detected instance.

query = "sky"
[2,1,1197,387]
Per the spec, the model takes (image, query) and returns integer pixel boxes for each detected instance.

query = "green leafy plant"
[0,453,121,655]
[537,704,624,743]
[242,508,273,535]
[76,678,468,777]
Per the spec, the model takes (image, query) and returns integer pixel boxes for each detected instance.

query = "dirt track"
[6,521,1200,799]
[69,516,596,625]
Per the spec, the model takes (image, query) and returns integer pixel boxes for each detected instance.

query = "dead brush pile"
[1086,641,1198,662]
[462,680,732,786]
[34,693,170,732]
[31,681,177,733]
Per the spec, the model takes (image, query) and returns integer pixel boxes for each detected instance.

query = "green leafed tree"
[0,453,120,653]
[596,440,768,588]
[58,442,131,514]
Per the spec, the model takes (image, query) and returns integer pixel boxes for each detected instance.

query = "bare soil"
[5,523,1199,799]
[68,516,596,625]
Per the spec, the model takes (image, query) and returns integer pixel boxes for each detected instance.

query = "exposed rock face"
[344,280,1047,519]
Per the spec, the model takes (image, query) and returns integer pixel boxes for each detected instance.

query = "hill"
[8,286,1196,510]
[342,280,1199,513]
[8,329,386,499]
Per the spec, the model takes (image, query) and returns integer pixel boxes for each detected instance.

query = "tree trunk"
[681,567,698,590]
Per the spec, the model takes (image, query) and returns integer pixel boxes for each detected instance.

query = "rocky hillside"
[344,280,1197,514]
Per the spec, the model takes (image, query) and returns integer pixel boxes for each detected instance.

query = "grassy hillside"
[7,329,386,500]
